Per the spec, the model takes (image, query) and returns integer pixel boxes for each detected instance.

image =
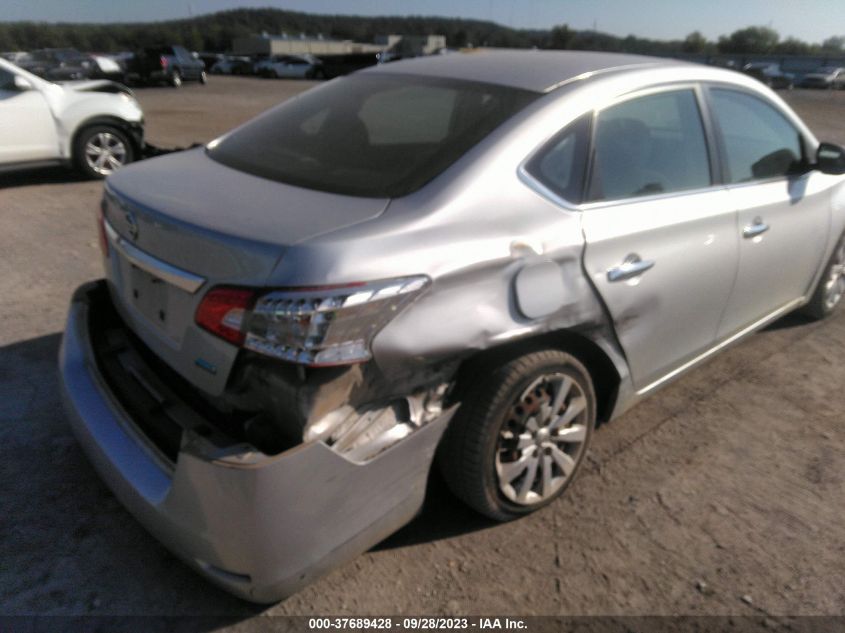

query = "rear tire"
[803,231,845,320]
[439,350,596,522]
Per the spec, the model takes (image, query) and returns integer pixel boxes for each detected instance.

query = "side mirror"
[816,142,845,175]
[13,75,33,91]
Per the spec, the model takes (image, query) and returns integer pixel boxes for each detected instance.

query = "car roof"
[361,49,691,92]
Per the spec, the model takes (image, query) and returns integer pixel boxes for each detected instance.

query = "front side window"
[208,74,539,198]
[588,89,711,201]
[708,88,804,183]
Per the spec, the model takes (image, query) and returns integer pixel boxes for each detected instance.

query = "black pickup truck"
[126,45,206,87]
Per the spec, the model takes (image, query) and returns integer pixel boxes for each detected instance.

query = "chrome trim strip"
[635,297,805,396]
[104,219,206,294]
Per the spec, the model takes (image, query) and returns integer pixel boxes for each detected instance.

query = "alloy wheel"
[823,239,845,311]
[495,373,589,506]
[84,132,128,176]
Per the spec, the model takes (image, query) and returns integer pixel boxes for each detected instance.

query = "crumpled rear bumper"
[59,280,453,603]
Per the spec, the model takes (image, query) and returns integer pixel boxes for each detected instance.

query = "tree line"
[0,8,843,58]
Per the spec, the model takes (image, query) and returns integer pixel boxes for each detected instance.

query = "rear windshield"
[207,73,539,198]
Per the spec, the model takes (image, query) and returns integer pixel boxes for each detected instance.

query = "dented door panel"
[581,189,739,390]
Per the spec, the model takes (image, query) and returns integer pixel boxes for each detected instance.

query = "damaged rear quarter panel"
[262,86,630,391]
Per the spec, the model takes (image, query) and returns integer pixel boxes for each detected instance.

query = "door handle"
[607,254,655,282]
[743,218,770,239]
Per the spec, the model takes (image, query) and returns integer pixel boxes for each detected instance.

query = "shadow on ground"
[0,334,264,620]
[0,331,491,618]
[376,469,496,551]
[764,310,816,331]
[0,166,85,188]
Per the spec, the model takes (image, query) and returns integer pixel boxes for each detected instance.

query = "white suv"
[0,58,144,179]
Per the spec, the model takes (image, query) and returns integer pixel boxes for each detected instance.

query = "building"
[232,33,383,56]
[375,34,447,57]
[232,33,447,58]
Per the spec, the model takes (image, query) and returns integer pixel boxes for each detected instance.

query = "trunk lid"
[102,147,389,396]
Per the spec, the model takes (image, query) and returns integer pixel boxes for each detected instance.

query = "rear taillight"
[195,287,257,346]
[97,199,109,258]
[160,55,168,69]
[195,277,429,366]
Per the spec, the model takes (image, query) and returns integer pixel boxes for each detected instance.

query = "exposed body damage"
[226,355,458,459]
[0,58,144,166]
[60,50,845,602]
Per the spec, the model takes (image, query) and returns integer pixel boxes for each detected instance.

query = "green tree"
[681,31,708,53]
[548,24,574,50]
[718,26,779,54]
[776,37,813,55]
[821,35,845,53]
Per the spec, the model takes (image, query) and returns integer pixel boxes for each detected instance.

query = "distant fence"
[664,53,845,78]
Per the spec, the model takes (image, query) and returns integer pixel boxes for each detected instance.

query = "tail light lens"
[195,276,429,366]
[160,55,168,69]
[195,287,257,346]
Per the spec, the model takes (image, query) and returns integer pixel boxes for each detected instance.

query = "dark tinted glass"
[0,69,14,90]
[588,89,711,201]
[709,89,804,183]
[526,114,590,204]
[208,74,539,198]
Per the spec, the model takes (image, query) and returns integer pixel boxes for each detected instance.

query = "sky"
[2,0,844,44]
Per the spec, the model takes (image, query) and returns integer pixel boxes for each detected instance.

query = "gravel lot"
[1,77,845,620]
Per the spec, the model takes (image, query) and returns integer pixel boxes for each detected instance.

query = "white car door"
[0,67,58,164]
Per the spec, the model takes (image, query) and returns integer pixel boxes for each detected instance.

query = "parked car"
[89,54,128,83]
[0,51,29,64]
[254,54,324,79]
[742,62,794,89]
[209,55,253,75]
[317,52,379,78]
[197,52,223,70]
[0,58,143,178]
[60,50,845,603]
[801,66,845,89]
[17,48,94,81]
[126,45,206,87]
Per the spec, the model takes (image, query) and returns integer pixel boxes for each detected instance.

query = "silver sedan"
[60,50,845,602]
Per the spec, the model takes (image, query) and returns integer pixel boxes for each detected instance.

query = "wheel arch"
[448,328,623,424]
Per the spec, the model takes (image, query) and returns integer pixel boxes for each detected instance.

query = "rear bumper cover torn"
[59,280,454,603]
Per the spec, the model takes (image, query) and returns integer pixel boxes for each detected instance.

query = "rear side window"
[525,114,591,204]
[208,74,538,198]
[588,89,711,202]
[708,89,804,183]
